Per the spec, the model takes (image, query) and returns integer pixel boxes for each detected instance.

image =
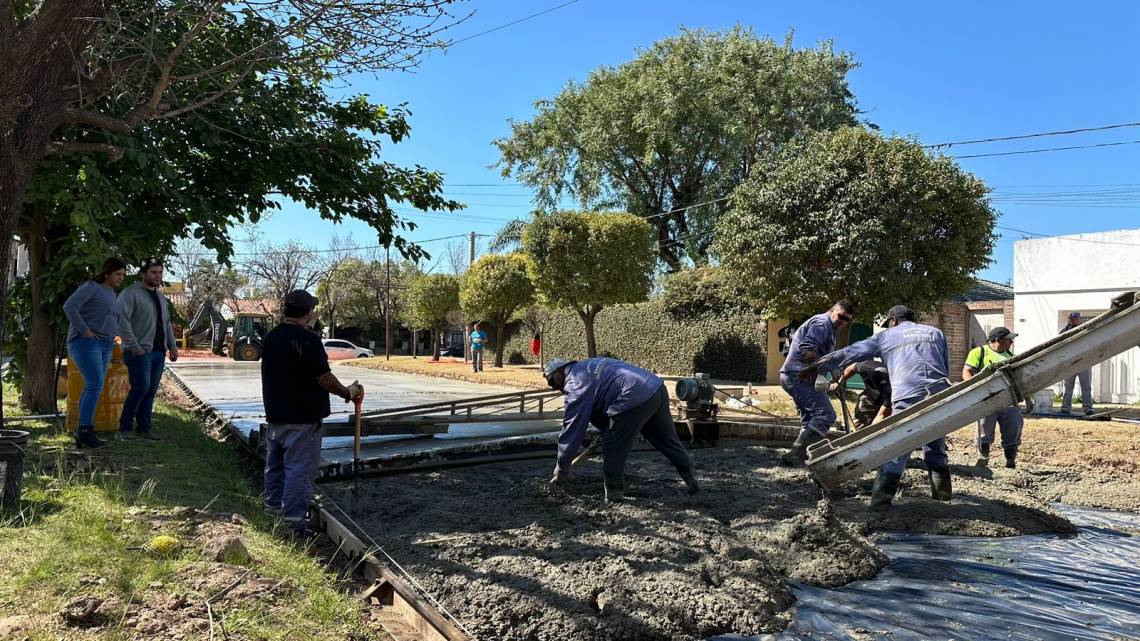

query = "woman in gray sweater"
[63,258,127,448]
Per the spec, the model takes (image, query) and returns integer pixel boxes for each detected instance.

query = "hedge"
[502,299,768,382]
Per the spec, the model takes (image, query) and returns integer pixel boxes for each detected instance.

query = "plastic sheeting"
[716,505,1140,641]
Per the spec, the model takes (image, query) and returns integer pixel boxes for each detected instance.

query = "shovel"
[352,390,364,515]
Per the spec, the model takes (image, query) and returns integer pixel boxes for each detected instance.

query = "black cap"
[987,326,1017,341]
[283,289,318,314]
[880,305,914,328]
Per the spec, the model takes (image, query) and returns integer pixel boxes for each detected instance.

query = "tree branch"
[47,141,125,160]
[61,108,132,133]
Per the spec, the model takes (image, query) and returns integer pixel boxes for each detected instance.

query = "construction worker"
[1059,312,1094,415]
[544,357,700,502]
[963,327,1023,468]
[780,300,855,465]
[801,305,952,512]
[261,290,363,537]
[830,360,892,429]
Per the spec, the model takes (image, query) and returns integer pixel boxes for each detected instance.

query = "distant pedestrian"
[544,357,699,502]
[470,322,488,372]
[63,258,127,449]
[780,300,855,465]
[261,290,363,537]
[831,360,892,429]
[1059,312,1094,415]
[803,305,952,512]
[963,327,1023,468]
[116,258,179,441]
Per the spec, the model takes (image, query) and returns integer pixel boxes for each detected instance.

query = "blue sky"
[249,1,1140,283]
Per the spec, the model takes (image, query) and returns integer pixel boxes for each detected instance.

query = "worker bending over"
[831,360,892,429]
[544,357,700,502]
[780,300,855,465]
[963,327,1023,469]
[802,305,952,512]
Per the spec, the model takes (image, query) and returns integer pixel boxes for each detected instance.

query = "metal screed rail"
[806,290,1140,488]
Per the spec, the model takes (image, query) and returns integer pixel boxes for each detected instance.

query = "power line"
[995,224,1140,247]
[925,121,1140,148]
[951,139,1140,159]
[448,0,580,46]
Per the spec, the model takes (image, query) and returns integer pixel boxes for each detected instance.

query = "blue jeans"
[263,422,323,529]
[68,337,115,427]
[881,395,949,476]
[119,351,166,433]
[781,373,836,436]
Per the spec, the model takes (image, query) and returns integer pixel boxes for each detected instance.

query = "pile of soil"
[326,442,1075,641]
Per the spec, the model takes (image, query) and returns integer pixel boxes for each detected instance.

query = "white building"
[1013,228,1140,404]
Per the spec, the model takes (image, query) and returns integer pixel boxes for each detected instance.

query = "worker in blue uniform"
[544,357,700,502]
[780,300,856,465]
[800,305,953,512]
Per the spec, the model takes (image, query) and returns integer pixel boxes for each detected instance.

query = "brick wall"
[922,300,1014,381]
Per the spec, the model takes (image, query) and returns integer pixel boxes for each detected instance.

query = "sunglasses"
[837,313,853,323]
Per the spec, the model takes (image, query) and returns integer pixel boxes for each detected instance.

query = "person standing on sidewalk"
[116,258,178,441]
[962,327,1023,468]
[261,290,363,537]
[63,258,127,449]
[544,357,699,502]
[1059,312,1095,415]
[470,322,488,372]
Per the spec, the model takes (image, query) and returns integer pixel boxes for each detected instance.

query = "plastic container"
[66,344,130,432]
[0,429,29,511]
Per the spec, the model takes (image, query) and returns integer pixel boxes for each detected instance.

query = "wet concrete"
[167,360,565,470]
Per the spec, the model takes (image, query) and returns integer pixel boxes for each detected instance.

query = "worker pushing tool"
[800,305,952,512]
[963,327,1023,468]
[831,360,892,429]
[780,300,856,465]
[543,357,700,502]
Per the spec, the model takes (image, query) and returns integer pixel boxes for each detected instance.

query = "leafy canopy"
[713,127,997,319]
[460,254,534,324]
[496,26,859,268]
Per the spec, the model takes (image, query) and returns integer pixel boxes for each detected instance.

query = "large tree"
[459,253,534,367]
[8,54,458,412]
[522,212,654,357]
[713,126,997,320]
[496,26,859,270]
[0,1,461,413]
[403,273,459,361]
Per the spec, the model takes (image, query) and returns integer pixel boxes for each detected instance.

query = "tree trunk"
[0,156,37,426]
[20,208,60,412]
[578,306,601,357]
[494,317,506,368]
[431,327,441,361]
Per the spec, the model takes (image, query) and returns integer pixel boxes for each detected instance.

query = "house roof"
[225,298,279,315]
[950,278,1014,304]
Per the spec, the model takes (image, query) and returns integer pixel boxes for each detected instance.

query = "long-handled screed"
[836,379,854,434]
[352,390,364,515]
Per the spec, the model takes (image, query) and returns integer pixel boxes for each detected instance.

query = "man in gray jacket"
[117,258,178,440]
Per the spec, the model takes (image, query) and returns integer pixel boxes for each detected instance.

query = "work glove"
[346,381,364,402]
[549,466,572,486]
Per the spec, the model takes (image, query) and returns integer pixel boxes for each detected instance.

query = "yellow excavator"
[182,302,274,361]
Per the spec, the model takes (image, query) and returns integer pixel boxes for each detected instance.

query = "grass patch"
[0,397,380,639]
[343,354,549,389]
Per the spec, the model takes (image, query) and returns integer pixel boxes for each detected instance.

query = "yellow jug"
[66,343,131,432]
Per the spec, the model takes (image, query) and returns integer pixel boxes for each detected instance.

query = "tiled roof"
[950,278,1013,303]
[225,298,278,315]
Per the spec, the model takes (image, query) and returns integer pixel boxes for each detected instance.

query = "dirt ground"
[325,439,1083,641]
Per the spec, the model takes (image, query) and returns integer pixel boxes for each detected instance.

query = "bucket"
[0,429,29,511]
[66,344,130,432]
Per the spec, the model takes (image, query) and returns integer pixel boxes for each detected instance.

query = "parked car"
[439,344,465,358]
[322,338,373,359]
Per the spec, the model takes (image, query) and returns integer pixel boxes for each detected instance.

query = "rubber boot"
[782,429,827,467]
[680,470,700,495]
[75,425,106,449]
[975,442,991,467]
[868,471,902,513]
[603,477,625,503]
[928,465,953,501]
[1004,448,1017,469]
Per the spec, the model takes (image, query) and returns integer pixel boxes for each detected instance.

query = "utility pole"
[385,245,391,361]
[465,231,475,363]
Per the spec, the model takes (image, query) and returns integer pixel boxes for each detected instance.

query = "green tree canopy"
[660,266,760,318]
[713,126,997,320]
[459,254,535,368]
[522,212,654,357]
[404,273,460,361]
[496,26,859,269]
